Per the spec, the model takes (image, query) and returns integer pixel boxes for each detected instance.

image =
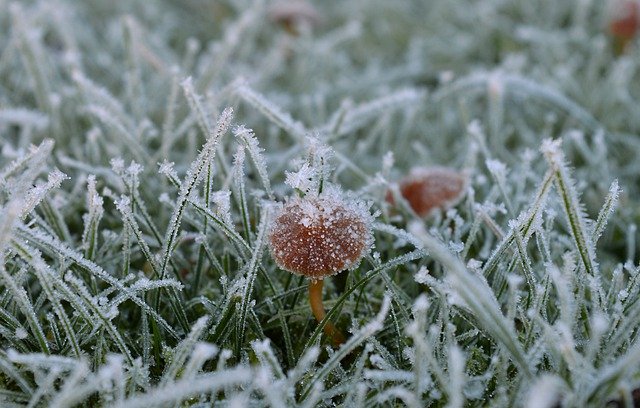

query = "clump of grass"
[0,0,639,406]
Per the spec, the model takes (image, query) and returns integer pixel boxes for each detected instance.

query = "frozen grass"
[1,0,640,406]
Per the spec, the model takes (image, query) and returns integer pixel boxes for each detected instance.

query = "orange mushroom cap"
[387,167,468,218]
[609,0,640,40]
[269,190,373,279]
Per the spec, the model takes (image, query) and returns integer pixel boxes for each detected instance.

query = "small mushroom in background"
[268,0,322,35]
[387,167,468,218]
[268,190,374,345]
[608,0,640,54]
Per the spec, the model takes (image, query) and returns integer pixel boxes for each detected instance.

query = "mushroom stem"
[308,279,345,345]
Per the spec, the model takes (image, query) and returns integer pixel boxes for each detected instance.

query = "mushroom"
[268,189,374,345]
[387,166,468,218]
[268,0,322,35]
[608,0,640,54]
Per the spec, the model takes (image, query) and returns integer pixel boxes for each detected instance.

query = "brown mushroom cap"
[609,0,640,40]
[269,192,373,279]
[268,1,322,32]
[388,167,468,218]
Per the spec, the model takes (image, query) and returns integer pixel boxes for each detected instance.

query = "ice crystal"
[414,266,430,284]
[284,162,315,193]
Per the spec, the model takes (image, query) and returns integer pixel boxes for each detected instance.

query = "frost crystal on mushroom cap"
[390,166,468,217]
[268,188,374,279]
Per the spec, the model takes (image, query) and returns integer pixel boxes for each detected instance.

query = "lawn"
[1,0,640,406]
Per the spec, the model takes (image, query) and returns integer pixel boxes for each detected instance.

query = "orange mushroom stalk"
[308,279,345,344]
